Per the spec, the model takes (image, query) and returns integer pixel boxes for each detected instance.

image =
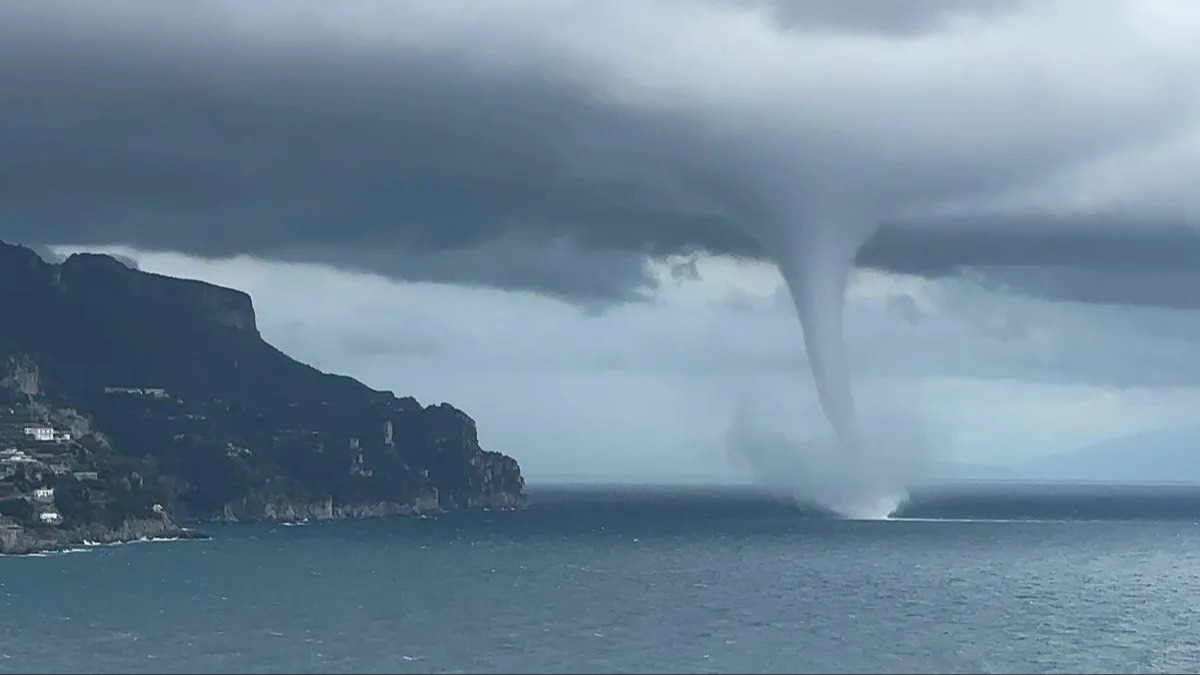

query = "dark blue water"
[3,483,1200,674]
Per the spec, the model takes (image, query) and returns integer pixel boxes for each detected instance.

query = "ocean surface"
[4,483,1200,674]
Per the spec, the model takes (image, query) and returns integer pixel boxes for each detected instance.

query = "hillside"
[0,239,524,551]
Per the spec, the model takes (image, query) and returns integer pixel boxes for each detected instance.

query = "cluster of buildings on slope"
[0,483,65,551]
[0,481,65,528]
[31,487,60,524]
[1,445,97,479]
[0,425,83,474]
[1,386,175,538]
[0,424,93,528]
[1,386,171,533]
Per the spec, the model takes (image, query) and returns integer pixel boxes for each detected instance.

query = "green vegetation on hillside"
[0,239,524,532]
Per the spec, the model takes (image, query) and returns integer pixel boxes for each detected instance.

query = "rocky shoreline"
[0,516,208,556]
[207,486,525,523]
[209,490,444,523]
[1,492,527,555]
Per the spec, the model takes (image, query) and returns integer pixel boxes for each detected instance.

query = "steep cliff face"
[0,354,41,397]
[0,238,525,527]
[57,253,260,334]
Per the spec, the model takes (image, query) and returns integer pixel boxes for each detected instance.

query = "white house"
[0,449,34,464]
[33,487,55,503]
[38,511,62,525]
[23,426,55,442]
[104,386,169,399]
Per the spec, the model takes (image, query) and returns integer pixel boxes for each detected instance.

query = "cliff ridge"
[0,239,525,553]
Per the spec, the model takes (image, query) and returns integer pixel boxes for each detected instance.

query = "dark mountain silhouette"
[0,238,524,531]
[1020,427,1200,484]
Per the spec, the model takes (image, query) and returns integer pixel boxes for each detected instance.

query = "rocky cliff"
[0,516,206,556]
[0,238,525,548]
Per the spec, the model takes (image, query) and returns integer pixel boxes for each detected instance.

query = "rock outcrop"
[0,515,206,556]
[0,238,525,552]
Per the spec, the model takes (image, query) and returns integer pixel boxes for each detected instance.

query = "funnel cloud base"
[726,397,932,519]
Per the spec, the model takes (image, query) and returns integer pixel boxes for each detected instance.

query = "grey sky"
[3,0,1200,307]
[7,1,1200,484]
[57,245,1200,483]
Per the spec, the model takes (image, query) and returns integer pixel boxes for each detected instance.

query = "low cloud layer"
[3,1,1200,308]
[64,246,1200,482]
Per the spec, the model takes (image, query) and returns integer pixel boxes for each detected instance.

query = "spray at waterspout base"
[726,398,930,519]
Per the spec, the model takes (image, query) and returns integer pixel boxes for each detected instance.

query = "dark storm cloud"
[863,219,1200,276]
[861,220,1200,309]
[277,237,663,305]
[1,1,1197,307]
[0,32,692,250]
[728,0,1025,37]
[0,2,752,301]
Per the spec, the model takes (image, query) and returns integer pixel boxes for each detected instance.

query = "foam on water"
[728,399,931,520]
[888,517,1098,524]
[11,547,90,558]
[831,492,909,521]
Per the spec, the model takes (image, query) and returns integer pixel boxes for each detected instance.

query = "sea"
[3,482,1200,674]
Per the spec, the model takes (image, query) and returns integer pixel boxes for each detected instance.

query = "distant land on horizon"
[923,428,1197,486]
[532,430,1200,489]
[1016,427,1200,484]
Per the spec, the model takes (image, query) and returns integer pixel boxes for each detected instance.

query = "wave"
[79,534,202,548]
[11,547,91,558]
